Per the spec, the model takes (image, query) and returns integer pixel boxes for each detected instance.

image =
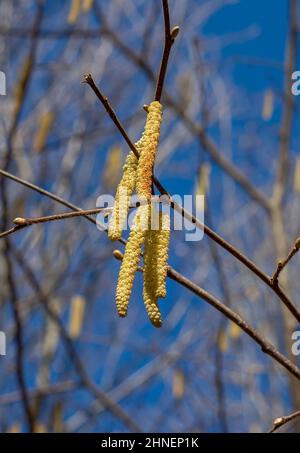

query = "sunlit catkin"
[110,100,169,327]
[155,212,170,298]
[108,140,142,241]
[115,204,149,317]
[143,228,163,328]
[136,101,162,201]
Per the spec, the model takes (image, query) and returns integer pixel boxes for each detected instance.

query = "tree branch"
[271,237,300,286]
[268,409,300,433]
[113,250,300,381]
[154,0,179,102]
[12,208,110,226]
[93,2,271,211]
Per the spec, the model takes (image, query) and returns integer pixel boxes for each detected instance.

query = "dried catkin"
[136,101,163,201]
[155,212,170,298]
[115,204,149,317]
[108,140,142,241]
[143,228,163,328]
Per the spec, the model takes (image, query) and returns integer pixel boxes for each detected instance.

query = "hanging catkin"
[142,210,169,326]
[136,101,163,201]
[137,102,163,325]
[143,213,162,327]
[155,212,170,299]
[115,204,149,317]
[109,100,169,327]
[108,139,142,241]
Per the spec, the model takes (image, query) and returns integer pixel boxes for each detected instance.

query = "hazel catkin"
[155,212,170,299]
[143,226,163,328]
[136,101,163,201]
[109,100,170,328]
[108,139,143,241]
[115,204,149,317]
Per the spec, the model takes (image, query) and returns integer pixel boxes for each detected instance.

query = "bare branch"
[0,209,108,239]
[154,0,179,102]
[271,237,300,286]
[113,249,300,381]
[93,3,271,211]
[12,208,110,226]
[268,409,300,433]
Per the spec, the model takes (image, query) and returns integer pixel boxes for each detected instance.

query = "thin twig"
[0,225,26,239]
[154,0,179,102]
[0,209,106,239]
[0,203,141,241]
[268,409,300,433]
[167,266,300,380]
[271,237,300,286]
[93,2,271,210]
[12,208,110,226]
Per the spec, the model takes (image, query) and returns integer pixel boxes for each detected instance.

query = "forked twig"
[155,0,179,102]
[271,237,300,286]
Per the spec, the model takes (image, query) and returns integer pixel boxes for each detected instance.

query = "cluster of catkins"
[108,101,170,327]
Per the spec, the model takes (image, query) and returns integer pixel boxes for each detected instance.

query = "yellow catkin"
[108,140,142,241]
[68,0,81,24]
[82,0,94,12]
[155,212,170,298]
[136,101,162,201]
[111,101,166,326]
[115,204,149,317]
[33,111,54,153]
[143,219,162,327]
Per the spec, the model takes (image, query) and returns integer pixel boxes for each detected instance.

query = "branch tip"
[83,73,92,84]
